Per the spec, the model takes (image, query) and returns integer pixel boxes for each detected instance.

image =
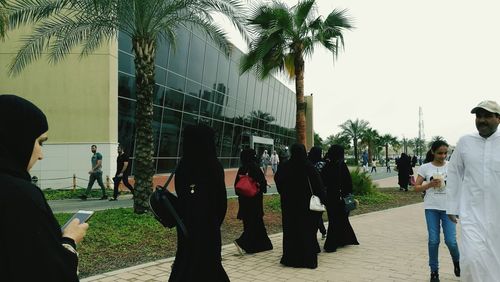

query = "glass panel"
[118,73,136,99]
[158,108,182,157]
[118,31,132,53]
[216,54,229,94]
[212,103,224,121]
[237,73,248,105]
[186,80,202,98]
[186,34,205,82]
[227,61,239,99]
[199,100,214,118]
[156,37,170,69]
[245,74,256,115]
[118,51,134,74]
[166,71,186,92]
[183,95,200,114]
[211,119,223,156]
[164,88,184,111]
[118,98,136,158]
[202,45,218,89]
[155,67,167,86]
[221,123,233,157]
[200,87,213,102]
[213,91,225,106]
[153,84,165,107]
[168,27,189,75]
[254,80,262,112]
[153,106,163,157]
[157,159,178,173]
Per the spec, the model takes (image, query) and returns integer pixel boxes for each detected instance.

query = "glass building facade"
[118,26,296,173]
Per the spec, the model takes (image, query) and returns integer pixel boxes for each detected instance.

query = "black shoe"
[453,261,460,277]
[100,195,108,200]
[430,271,439,282]
[109,198,117,201]
[78,195,87,200]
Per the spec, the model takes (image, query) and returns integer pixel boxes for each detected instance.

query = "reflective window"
[245,74,256,115]
[118,73,136,99]
[212,103,224,121]
[186,80,202,98]
[183,95,200,114]
[153,84,165,107]
[202,45,218,89]
[153,106,163,157]
[157,159,177,173]
[118,51,134,74]
[227,61,239,99]
[199,100,214,118]
[156,37,170,69]
[221,123,234,157]
[118,98,136,158]
[216,54,229,94]
[164,88,184,111]
[187,35,205,82]
[155,67,167,86]
[118,31,133,53]
[158,108,182,157]
[166,71,186,92]
[168,27,189,75]
[211,119,223,155]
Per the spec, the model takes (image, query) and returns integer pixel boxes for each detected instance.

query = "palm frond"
[293,0,315,30]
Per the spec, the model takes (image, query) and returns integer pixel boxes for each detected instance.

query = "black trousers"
[113,173,134,198]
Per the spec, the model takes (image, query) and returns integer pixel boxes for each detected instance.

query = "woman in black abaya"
[233,149,273,254]
[169,125,229,282]
[321,145,359,252]
[275,144,325,269]
[397,153,413,191]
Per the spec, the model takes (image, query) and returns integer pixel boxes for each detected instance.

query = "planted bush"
[350,168,378,195]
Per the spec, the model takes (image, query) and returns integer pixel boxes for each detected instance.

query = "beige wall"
[305,95,314,151]
[0,27,118,144]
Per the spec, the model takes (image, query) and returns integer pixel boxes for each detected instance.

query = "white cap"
[471,100,500,115]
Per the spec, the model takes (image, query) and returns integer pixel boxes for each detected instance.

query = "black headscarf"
[290,143,307,163]
[307,146,322,165]
[240,148,257,166]
[0,95,48,179]
[326,145,345,163]
[181,124,217,161]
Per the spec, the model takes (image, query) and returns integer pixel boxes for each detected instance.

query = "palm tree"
[7,0,248,214]
[360,127,379,163]
[324,132,351,152]
[411,137,425,158]
[0,0,7,39]
[339,119,368,165]
[240,0,353,145]
[379,133,397,165]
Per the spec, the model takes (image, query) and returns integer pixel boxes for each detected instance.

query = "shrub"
[350,168,378,196]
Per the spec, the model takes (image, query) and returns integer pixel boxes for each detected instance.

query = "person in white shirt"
[415,140,460,282]
[446,100,500,282]
[270,150,280,175]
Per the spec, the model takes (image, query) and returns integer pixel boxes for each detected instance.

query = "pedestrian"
[0,95,89,281]
[233,149,273,255]
[446,100,500,281]
[270,150,280,175]
[370,158,377,173]
[307,146,327,240]
[261,149,270,175]
[169,124,229,282]
[109,144,134,201]
[320,145,359,252]
[386,158,391,173]
[411,155,418,167]
[361,150,369,172]
[79,144,108,200]
[396,153,413,191]
[275,144,325,269]
[414,140,460,282]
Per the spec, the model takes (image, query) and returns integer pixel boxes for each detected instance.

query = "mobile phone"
[61,210,94,231]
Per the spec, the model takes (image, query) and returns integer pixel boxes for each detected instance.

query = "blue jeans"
[425,209,460,272]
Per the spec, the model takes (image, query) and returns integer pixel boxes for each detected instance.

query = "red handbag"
[235,174,260,197]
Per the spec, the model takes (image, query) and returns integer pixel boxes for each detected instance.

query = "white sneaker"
[233,240,244,256]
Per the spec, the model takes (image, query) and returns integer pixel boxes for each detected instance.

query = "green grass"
[43,188,131,200]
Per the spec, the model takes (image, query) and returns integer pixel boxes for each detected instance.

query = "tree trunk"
[294,54,306,145]
[353,139,358,165]
[132,36,156,214]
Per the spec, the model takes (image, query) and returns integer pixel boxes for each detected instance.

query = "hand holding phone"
[61,210,94,232]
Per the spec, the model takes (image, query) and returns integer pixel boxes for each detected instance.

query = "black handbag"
[149,166,188,236]
[343,193,357,213]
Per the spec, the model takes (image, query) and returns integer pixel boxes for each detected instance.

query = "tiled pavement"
[81,196,460,282]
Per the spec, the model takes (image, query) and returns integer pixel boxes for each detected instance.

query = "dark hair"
[424,140,449,163]
[91,144,97,148]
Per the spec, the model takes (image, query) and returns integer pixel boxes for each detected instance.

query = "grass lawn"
[55,188,423,278]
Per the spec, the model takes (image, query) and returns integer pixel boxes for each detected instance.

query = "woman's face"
[432,145,448,162]
[27,131,48,171]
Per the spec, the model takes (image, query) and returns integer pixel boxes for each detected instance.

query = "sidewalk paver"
[81,202,460,282]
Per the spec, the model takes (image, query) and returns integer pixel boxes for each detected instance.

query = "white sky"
[222,0,500,145]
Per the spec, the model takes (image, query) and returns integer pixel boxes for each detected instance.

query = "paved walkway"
[81,202,460,282]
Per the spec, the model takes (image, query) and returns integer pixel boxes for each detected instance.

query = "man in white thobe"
[446,100,500,282]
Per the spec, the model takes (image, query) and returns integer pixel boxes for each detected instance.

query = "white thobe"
[447,129,500,282]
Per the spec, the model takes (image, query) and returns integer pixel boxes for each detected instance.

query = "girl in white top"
[414,140,460,282]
